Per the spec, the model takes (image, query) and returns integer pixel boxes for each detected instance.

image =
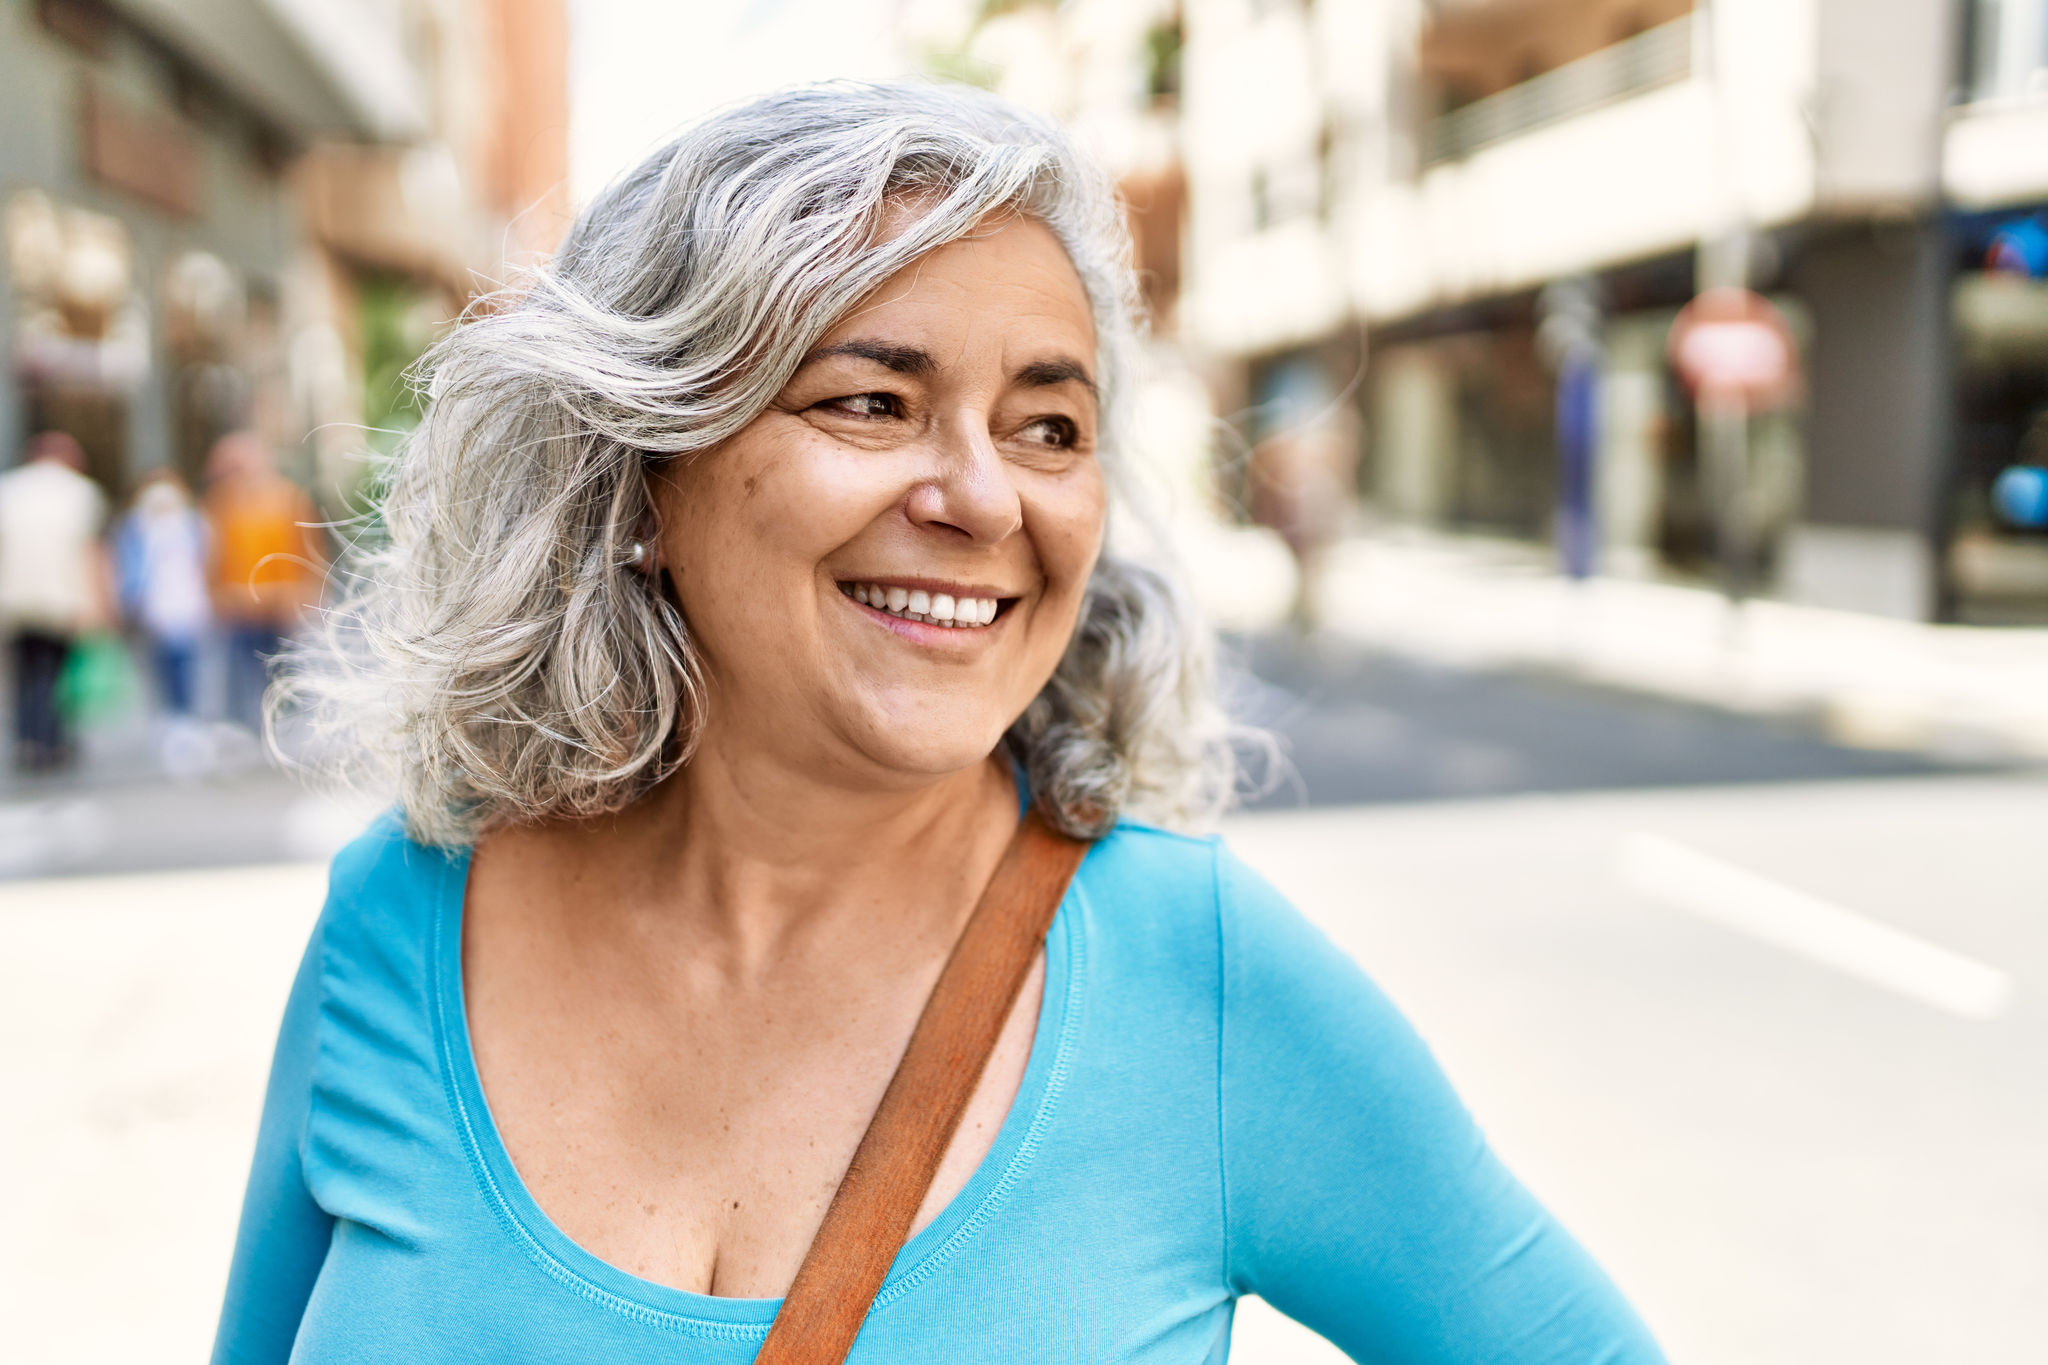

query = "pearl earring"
[624,540,650,571]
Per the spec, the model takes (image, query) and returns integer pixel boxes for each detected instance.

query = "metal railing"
[1423,16,1695,166]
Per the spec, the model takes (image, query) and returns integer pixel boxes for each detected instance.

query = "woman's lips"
[836,579,1009,629]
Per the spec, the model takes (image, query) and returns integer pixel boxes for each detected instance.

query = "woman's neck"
[515,742,1021,977]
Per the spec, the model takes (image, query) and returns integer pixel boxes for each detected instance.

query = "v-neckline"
[426,836,1090,1336]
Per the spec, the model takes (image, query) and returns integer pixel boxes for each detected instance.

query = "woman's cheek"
[1036,473,1107,591]
[787,438,924,527]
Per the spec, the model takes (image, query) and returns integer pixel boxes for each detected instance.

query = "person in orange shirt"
[201,433,324,730]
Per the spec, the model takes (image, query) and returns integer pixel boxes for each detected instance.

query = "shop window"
[164,250,251,484]
[359,275,447,457]
[1249,158,1321,232]
[1951,210,2048,621]
[1967,0,2048,103]
[36,0,114,57]
[5,190,146,491]
[1144,16,1183,104]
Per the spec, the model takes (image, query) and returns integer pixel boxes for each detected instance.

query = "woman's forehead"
[824,216,1096,362]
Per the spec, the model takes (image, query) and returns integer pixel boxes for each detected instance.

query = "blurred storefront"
[1,0,367,497]
[2,0,568,517]
[1178,0,2048,625]
[1944,0,2048,622]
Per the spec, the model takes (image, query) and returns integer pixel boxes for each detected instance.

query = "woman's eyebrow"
[1015,357,1096,397]
[804,339,935,375]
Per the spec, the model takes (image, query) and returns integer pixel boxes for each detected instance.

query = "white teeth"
[843,583,1002,630]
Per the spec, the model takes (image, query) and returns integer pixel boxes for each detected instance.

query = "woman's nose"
[903,416,1024,543]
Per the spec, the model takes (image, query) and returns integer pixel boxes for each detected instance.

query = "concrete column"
[1598,314,1674,578]
[1784,219,1953,619]
[1368,343,1456,525]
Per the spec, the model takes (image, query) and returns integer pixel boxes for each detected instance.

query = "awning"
[103,0,427,142]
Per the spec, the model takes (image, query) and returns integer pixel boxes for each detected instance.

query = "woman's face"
[650,214,1105,790]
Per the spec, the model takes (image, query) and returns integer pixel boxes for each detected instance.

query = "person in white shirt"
[0,431,109,771]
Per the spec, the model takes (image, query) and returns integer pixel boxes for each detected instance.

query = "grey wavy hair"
[284,81,1246,846]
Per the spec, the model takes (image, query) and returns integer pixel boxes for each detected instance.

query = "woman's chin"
[843,718,1012,787]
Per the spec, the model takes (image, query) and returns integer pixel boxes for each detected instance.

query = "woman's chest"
[463,935,1045,1299]
[295,1186,1234,1365]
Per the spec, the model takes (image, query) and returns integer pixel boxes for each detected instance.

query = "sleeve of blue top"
[211,918,336,1365]
[1216,846,1666,1364]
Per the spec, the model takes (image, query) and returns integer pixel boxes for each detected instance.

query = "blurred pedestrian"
[115,469,211,717]
[201,432,322,731]
[0,431,108,771]
[1245,356,1358,625]
[1248,422,1355,624]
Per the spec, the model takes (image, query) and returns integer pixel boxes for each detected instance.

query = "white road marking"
[1615,832,2017,1021]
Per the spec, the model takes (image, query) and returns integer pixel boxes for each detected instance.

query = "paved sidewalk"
[0,863,326,1362]
[1310,533,2048,763]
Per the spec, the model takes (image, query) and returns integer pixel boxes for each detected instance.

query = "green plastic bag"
[57,631,140,727]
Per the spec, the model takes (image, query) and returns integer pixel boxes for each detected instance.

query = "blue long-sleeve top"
[214,813,1665,1363]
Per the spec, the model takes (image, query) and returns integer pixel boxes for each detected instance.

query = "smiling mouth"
[837,581,1007,629]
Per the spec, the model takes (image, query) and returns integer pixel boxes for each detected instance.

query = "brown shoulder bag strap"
[753,805,1089,1365]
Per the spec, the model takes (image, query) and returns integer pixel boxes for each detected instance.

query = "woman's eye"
[821,393,901,420]
[1019,416,1078,449]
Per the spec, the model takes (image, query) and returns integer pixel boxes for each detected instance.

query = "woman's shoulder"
[1092,819,1404,1032]
[327,807,461,899]
[1087,816,1218,880]
[1081,819,1330,978]
[1086,818,1298,926]
[293,812,469,1247]
[315,809,464,975]
[1081,819,1223,933]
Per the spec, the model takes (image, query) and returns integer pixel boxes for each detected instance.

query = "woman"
[217,84,1664,1362]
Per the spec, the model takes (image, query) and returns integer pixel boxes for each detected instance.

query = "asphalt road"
[1226,630,1973,810]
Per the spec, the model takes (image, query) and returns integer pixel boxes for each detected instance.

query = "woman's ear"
[634,460,671,577]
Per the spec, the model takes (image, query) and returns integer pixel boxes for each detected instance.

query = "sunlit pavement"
[0,770,382,879]
[5,774,2041,1364]
[1309,533,2048,764]
[0,862,324,1363]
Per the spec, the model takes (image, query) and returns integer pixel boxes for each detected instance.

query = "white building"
[1181,0,2048,623]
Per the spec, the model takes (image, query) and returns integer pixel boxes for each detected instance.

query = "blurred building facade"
[1177,0,2048,624]
[1,0,568,513]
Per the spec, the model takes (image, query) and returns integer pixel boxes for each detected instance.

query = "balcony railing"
[1423,16,1695,165]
